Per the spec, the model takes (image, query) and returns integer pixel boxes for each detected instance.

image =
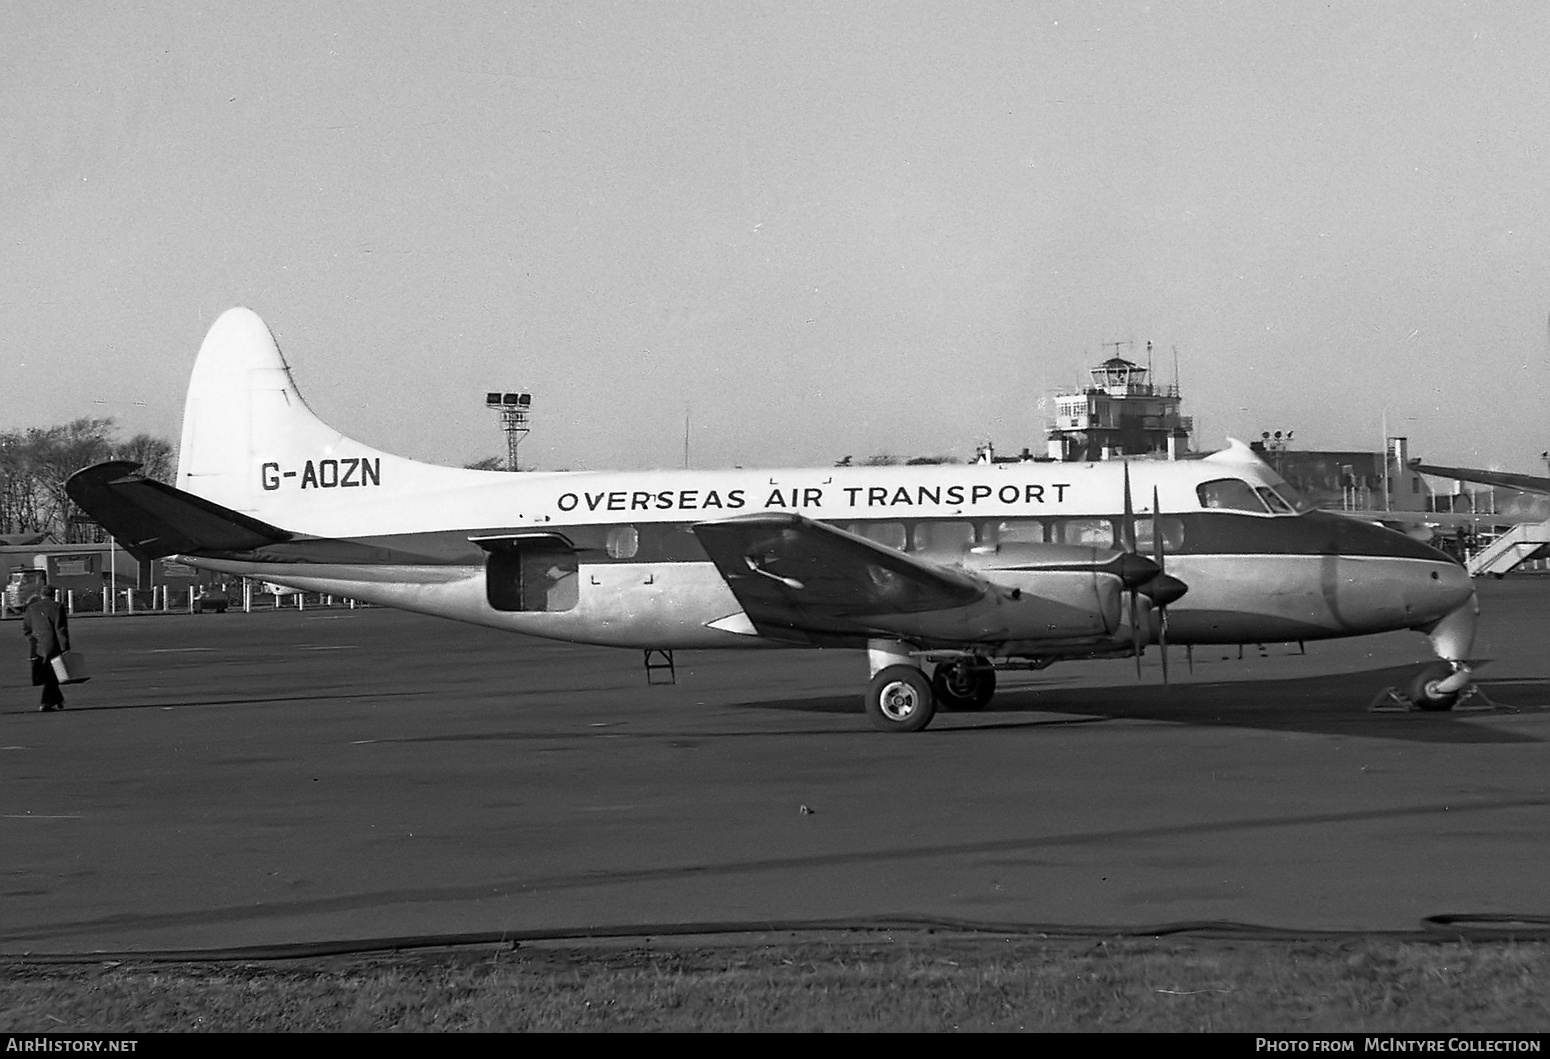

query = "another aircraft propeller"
[1153,485,1173,682]
[1116,463,1189,682]
[1122,462,1144,678]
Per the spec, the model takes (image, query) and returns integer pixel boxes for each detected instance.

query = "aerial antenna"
[684,406,691,469]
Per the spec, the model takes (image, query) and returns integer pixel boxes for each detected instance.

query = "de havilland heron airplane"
[67,308,1482,732]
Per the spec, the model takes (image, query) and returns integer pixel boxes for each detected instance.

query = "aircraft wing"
[1331,508,1518,530]
[67,461,292,562]
[1414,464,1550,496]
[692,512,988,645]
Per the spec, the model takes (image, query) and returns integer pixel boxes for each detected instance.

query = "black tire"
[1409,662,1460,712]
[865,665,937,733]
[932,660,997,712]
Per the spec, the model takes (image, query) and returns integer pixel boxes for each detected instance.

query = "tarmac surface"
[3,578,1548,955]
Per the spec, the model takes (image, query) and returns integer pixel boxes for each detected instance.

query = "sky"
[4,1,1549,473]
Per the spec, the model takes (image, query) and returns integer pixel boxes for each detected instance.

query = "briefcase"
[50,651,89,684]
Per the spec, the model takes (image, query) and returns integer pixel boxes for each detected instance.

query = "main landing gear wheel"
[932,660,997,712]
[866,665,937,733]
[1409,661,1461,712]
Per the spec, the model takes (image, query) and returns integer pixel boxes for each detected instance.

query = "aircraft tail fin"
[176,308,493,537]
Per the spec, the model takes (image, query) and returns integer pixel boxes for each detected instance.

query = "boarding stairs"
[1466,519,1550,577]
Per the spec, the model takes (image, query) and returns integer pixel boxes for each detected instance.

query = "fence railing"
[2,580,369,618]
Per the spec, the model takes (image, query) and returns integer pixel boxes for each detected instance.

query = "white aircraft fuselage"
[67,309,1479,731]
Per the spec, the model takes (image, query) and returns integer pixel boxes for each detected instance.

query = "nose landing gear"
[1407,661,1470,712]
[1369,660,1500,712]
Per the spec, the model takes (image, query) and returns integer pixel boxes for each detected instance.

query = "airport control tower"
[1047,342,1193,461]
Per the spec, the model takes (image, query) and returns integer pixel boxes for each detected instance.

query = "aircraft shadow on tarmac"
[734,667,1548,744]
[24,687,442,715]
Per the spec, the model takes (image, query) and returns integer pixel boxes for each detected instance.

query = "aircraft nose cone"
[1421,561,1476,617]
[1418,565,1478,661]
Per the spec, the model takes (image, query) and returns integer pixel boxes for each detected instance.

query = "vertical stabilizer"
[175,307,494,536]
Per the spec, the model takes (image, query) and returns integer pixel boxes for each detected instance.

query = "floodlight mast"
[484,391,533,472]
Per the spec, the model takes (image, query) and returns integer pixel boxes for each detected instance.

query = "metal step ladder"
[1466,519,1550,577]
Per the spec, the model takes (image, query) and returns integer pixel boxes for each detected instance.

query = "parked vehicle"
[3,569,46,614]
[193,585,230,614]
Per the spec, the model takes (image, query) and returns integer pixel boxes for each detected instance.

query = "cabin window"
[992,519,1048,544]
[849,521,907,551]
[606,526,640,560]
[637,523,705,562]
[1196,478,1269,513]
[485,538,579,613]
[911,520,975,553]
[1136,516,1185,553]
[1056,518,1115,547]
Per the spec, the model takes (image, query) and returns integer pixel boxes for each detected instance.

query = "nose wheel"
[1409,661,1463,711]
[1370,660,1498,712]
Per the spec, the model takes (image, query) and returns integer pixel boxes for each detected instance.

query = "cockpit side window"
[1196,478,1270,513]
[1260,471,1316,513]
[1255,486,1296,515]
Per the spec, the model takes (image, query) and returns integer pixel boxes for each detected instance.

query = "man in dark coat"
[22,583,70,712]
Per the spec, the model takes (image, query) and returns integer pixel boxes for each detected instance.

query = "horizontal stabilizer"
[66,461,292,562]
[693,512,987,643]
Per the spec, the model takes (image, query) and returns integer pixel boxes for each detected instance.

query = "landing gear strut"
[932,659,996,711]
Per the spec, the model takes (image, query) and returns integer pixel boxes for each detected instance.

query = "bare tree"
[0,419,175,541]
[114,433,176,483]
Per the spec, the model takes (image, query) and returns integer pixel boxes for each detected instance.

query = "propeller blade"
[1131,590,1143,679]
[1121,461,1137,554]
[1122,462,1144,676]
[1152,486,1164,569]
[1153,485,1169,684]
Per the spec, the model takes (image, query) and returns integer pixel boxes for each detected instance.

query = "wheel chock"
[1366,686,1412,712]
[1366,684,1513,713]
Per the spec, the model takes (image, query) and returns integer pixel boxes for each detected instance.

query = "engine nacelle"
[865,542,1128,647]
